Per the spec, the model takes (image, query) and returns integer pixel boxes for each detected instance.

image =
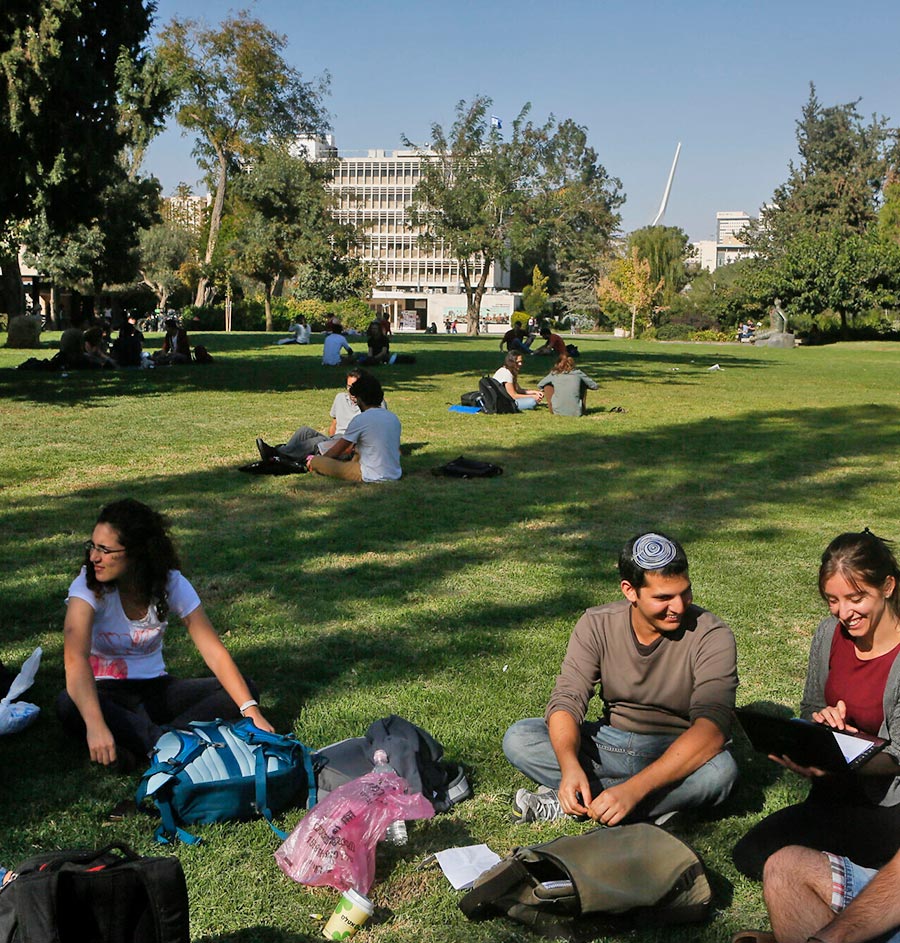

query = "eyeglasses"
[83,540,126,556]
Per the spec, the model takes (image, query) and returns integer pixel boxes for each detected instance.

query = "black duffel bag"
[0,843,189,943]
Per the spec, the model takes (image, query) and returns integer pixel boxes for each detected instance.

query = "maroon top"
[825,626,900,733]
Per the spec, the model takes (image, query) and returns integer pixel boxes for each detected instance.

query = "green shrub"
[330,298,372,333]
[688,328,732,343]
[656,322,693,341]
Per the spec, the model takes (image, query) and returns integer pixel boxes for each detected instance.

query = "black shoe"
[256,437,278,461]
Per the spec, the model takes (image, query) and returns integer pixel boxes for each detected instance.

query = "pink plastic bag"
[274,770,435,893]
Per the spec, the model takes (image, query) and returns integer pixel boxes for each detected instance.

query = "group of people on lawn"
[39,487,900,943]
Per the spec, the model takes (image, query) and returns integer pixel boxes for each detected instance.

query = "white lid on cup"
[343,888,374,916]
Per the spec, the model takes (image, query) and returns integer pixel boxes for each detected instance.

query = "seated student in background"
[737,842,900,943]
[112,315,143,367]
[153,317,191,365]
[533,325,567,357]
[308,372,401,482]
[365,317,391,365]
[500,321,533,354]
[256,367,385,463]
[503,531,738,825]
[733,530,900,880]
[493,351,544,410]
[322,321,354,366]
[537,354,599,416]
[277,315,311,345]
[57,498,272,770]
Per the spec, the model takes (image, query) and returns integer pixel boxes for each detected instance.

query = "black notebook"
[735,707,889,773]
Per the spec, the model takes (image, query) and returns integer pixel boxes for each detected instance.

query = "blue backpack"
[135,719,317,845]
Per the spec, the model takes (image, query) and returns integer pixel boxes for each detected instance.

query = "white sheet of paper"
[832,730,874,763]
[434,844,502,890]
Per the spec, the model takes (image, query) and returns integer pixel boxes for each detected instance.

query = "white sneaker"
[512,787,565,822]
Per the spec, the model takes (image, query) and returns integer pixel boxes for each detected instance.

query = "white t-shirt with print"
[66,568,201,681]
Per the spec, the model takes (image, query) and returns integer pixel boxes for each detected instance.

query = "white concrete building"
[715,210,756,268]
[297,135,513,331]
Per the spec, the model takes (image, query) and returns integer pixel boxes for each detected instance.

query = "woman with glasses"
[56,498,273,770]
[492,351,544,411]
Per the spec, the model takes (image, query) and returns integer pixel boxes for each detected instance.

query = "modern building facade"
[296,135,514,330]
[690,211,757,272]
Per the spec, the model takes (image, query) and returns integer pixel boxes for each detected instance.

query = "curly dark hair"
[84,499,181,621]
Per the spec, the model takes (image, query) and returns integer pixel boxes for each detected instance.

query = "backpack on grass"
[315,714,471,813]
[459,823,711,930]
[0,843,189,943]
[135,718,317,845]
[432,456,503,478]
[459,390,483,408]
[478,377,517,414]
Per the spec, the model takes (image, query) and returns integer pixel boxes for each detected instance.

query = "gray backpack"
[459,823,710,929]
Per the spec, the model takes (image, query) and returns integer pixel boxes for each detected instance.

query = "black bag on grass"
[0,843,189,943]
[459,390,482,408]
[459,823,710,929]
[315,714,471,813]
[478,377,517,414]
[432,456,503,478]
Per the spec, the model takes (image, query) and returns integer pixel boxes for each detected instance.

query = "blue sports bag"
[135,718,317,845]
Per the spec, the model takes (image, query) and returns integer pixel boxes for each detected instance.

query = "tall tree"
[139,218,196,311]
[627,225,689,306]
[406,97,621,335]
[0,0,159,316]
[521,265,549,321]
[230,144,345,329]
[596,246,663,338]
[157,11,329,308]
[751,84,895,258]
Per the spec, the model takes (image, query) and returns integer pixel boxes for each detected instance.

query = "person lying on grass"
[503,531,738,825]
[57,498,272,771]
[307,372,401,483]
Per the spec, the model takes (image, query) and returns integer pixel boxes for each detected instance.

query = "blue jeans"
[503,717,738,819]
[516,397,538,410]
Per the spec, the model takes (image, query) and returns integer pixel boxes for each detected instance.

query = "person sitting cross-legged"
[503,531,738,825]
[255,368,386,465]
[307,372,401,483]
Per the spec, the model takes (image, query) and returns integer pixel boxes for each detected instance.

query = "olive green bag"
[459,823,710,929]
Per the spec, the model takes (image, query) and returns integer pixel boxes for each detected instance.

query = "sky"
[143,0,900,243]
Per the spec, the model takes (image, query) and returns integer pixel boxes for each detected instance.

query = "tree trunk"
[194,151,228,308]
[264,280,273,332]
[0,251,25,319]
[838,309,848,338]
[630,305,637,339]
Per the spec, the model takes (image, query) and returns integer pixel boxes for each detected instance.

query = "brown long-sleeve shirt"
[545,599,737,737]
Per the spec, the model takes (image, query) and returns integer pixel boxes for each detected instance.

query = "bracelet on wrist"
[238,699,259,715]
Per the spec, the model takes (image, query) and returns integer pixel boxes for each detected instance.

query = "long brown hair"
[551,355,575,374]
[819,530,900,618]
[502,351,523,376]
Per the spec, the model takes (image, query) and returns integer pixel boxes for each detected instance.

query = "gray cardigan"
[800,615,900,806]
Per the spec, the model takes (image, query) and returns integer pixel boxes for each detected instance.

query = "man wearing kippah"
[503,532,738,824]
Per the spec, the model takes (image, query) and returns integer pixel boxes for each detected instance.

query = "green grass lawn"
[3,330,900,942]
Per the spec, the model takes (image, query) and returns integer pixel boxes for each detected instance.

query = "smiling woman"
[55,499,274,770]
[733,530,900,879]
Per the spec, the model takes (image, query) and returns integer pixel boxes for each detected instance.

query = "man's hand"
[588,780,645,825]
[557,764,593,816]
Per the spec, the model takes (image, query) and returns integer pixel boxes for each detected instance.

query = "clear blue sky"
[143,0,900,242]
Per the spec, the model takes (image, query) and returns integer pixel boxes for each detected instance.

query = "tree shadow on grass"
[0,334,774,405]
[1,401,897,846]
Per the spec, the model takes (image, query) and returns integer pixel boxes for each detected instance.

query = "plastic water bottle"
[372,749,408,845]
